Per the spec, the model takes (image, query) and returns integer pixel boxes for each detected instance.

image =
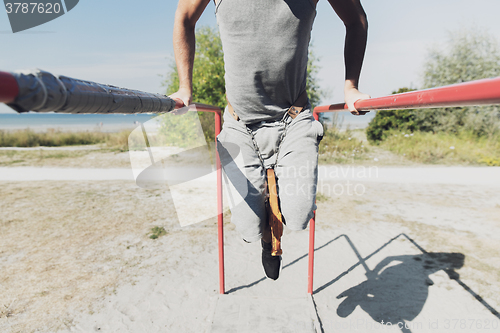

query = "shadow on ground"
[228,233,500,333]
[335,252,463,324]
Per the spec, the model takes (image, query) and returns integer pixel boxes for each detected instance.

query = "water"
[0,111,375,132]
[0,113,158,132]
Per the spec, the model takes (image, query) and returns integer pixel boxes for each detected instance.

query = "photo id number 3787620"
[5,2,61,14]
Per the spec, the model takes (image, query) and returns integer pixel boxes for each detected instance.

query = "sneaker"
[261,239,281,280]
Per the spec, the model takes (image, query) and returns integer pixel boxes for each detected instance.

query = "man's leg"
[217,110,283,280]
[216,110,268,243]
[275,110,324,230]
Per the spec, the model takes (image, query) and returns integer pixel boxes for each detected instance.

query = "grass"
[318,127,370,164]
[0,129,132,150]
[149,226,167,239]
[376,130,500,165]
[3,126,499,167]
[0,150,86,166]
[315,192,331,203]
[0,149,133,168]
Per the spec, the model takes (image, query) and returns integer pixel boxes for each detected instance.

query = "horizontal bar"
[314,76,500,116]
[186,103,222,114]
[1,69,176,114]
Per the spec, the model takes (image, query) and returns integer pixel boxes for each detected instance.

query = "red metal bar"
[214,110,224,295]
[307,212,316,294]
[310,75,500,296]
[179,102,225,294]
[0,71,19,104]
[313,76,500,118]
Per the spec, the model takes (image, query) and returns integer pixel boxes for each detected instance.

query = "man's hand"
[345,80,370,115]
[169,87,192,109]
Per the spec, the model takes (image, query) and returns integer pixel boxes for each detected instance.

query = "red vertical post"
[309,109,319,295]
[185,103,225,294]
[214,110,225,294]
[308,213,316,294]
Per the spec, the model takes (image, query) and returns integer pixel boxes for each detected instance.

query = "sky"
[1,0,500,116]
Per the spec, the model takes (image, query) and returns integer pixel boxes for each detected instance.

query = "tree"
[416,28,500,136]
[366,28,500,142]
[163,26,326,142]
[163,26,225,143]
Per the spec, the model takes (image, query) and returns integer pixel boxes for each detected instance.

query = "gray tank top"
[215,0,316,125]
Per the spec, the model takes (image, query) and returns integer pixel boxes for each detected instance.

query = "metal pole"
[310,76,500,295]
[313,76,500,117]
[184,103,225,294]
[308,213,316,294]
[1,69,177,114]
[214,109,224,295]
[309,112,320,294]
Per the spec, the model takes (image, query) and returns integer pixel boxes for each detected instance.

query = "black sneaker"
[261,239,281,280]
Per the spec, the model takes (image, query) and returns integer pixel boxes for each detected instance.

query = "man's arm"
[169,0,211,107]
[327,0,370,114]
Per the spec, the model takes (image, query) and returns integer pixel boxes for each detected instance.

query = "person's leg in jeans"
[216,109,267,243]
[275,109,323,231]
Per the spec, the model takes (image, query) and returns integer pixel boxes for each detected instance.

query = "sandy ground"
[1,152,500,332]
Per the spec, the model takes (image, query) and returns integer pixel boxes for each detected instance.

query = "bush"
[367,28,500,143]
[366,88,418,143]
[417,28,500,136]
[0,129,132,150]
[0,129,107,147]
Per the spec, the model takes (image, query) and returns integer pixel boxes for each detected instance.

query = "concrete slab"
[312,229,500,332]
[208,295,320,333]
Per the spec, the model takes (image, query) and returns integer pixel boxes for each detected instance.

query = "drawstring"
[244,113,291,171]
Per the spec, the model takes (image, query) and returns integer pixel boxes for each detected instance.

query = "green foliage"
[103,130,131,151]
[306,42,327,110]
[477,156,500,166]
[162,26,326,141]
[315,192,330,202]
[0,128,132,149]
[366,28,500,144]
[156,111,206,148]
[0,128,105,147]
[149,226,167,239]
[417,28,500,136]
[319,128,369,164]
[366,88,418,143]
[377,130,500,165]
[423,28,500,88]
[163,26,225,144]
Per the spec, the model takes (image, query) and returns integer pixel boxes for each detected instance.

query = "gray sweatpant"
[216,107,324,243]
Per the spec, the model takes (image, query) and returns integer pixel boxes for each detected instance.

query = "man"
[170,0,370,280]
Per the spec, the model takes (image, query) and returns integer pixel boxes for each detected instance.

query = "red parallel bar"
[183,102,225,294]
[0,71,19,104]
[214,110,224,295]
[313,76,500,118]
[308,212,316,294]
[310,76,500,295]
